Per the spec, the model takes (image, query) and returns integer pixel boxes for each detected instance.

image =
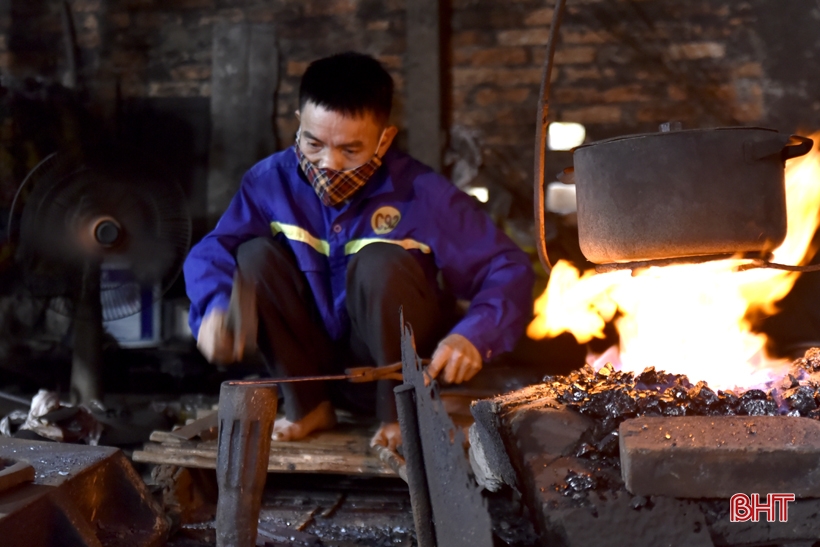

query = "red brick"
[621,416,820,499]
[733,62,763,78]
[170,64,211,81]
[451,89,468,109]
[175,0,215,7]
[562,105,622,124]
[668,85,688,101]
[199,9,244,25]
[733,82,764,122]
[667,42,726,60]
[524,8,553,26]
[304,0,357,17]
[76,31,100,49]
[603,85,651,103]
[471,47,527,66]
[148,81,209,97]
[637,104,695,123]
[108,12,130,28]
[134,12,164,28]
[554,47,596,64]
[501,88,531,103]
[452,47,475,66]
[111,51,146,69]
[367,20,390,31]
[474,88,499,106]
[0,52,10,69]
[72,0,101,13]
[554,87,599,103]
[453,66,542,88]
[276,116,299,141]
[286,60,310,77]
[453,108,498,126]
[562,29,614,44]
[377,55,402,70]
[497,28,549,46]
[563,66,602,82]
[452,30,481,47]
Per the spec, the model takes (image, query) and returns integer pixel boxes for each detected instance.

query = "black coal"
[540,348,820,496]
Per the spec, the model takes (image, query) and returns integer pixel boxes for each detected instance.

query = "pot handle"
[744,134,814,162]
[556,167,575,184]
[782,135,814,161]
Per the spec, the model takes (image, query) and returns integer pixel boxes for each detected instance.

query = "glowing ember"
[528,132,820,391]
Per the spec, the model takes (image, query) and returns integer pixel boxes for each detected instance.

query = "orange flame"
[528,132,820,390]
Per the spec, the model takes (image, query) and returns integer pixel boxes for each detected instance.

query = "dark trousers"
[236,237,450,423]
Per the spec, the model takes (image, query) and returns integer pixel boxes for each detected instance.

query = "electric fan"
[7,149,192,404]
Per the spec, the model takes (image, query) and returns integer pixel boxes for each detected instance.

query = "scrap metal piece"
[169,412,219,441]
[215,382,277,547]
[0,438,168,547]
[394,384,434,547]
[399,317,493,547]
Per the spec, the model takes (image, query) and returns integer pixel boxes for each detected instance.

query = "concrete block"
[620,416,820,499]
[528,456,713,547]
[703,497,820,546]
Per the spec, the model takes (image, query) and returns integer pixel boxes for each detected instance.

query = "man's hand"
[197,309,236,364]
[370,421,402,451]
[426,333,482,385]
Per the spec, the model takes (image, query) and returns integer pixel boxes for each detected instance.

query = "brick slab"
[620,416,820,499]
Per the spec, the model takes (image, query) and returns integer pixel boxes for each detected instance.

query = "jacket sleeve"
[183,170,272,339]
[427,177,535,361]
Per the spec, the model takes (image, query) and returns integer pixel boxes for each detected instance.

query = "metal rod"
[0,391,31,407]
[394,384,436,547]
[534,0,568,273]
[735,260,820,273]
[70,261,103,405]
[225,374,355,387]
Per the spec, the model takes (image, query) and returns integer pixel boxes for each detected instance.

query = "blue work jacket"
[184,146,535,361]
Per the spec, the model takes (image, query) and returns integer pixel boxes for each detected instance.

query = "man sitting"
[184,52,534,450]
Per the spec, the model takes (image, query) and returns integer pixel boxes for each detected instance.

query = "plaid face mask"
[295,130,385,207]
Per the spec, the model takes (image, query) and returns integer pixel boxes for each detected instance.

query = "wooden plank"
[208,22,279,224]
[133,444,394,476]
[406,0,443,172]
[135,419,394,477]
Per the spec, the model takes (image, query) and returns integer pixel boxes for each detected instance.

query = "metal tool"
[224,359,430,387]
[215,382,277,547]
[225,267,258,361]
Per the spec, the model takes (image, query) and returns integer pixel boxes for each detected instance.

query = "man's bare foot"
[272,401,337,441]
[370,421,402,451]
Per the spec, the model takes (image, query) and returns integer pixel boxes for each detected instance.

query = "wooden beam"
[406,0,443,172]
[207,22,279,225]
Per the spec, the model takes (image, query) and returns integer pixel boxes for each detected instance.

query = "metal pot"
[534,0,815,271]
[571,126,813,264]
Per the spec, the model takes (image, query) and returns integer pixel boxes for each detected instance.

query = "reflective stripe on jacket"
[183,146,535,361]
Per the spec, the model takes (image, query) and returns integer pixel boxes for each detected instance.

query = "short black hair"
[299,52,393,124]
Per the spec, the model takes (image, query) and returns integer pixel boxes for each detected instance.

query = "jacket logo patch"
[371,206,401,235]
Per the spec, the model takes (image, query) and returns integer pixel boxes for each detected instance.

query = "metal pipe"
[394,384,436,547]
[534,0,569,272]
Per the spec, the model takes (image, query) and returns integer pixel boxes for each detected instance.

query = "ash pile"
[469,348,820,547]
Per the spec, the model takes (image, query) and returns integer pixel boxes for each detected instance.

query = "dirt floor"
[162,473,416,547]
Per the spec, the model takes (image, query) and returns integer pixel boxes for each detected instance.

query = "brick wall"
[2,0,819,216]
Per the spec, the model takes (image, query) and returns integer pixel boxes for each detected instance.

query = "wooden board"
[133,417,396,477]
